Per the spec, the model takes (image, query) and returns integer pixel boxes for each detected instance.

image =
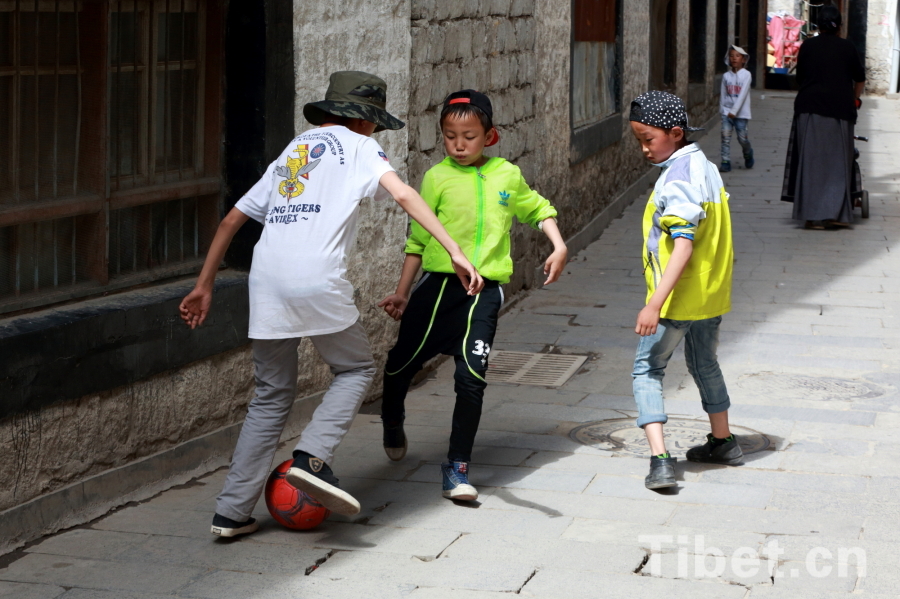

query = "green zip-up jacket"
[404,156,558,284]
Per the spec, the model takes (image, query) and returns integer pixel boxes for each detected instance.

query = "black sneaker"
[645,455,677,489]
[383,421,408,461]
[285,451,361,516]
[686,433,744,465]
[210,513,258,538]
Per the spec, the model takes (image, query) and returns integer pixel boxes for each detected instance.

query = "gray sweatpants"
[216,321,376,522]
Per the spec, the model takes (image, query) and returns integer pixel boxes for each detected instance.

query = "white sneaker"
[211,514,259,537]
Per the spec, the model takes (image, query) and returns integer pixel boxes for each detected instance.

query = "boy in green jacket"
[378,90,567,501]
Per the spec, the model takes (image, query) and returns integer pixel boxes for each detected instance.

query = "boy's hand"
[450,252,484,295]
[635,305,661,336]
[727,112,736,118]
[378,294,408,321]
[543,248,568,285]
[180,287,212,329]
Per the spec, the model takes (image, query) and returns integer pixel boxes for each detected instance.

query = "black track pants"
[382,272,502,462]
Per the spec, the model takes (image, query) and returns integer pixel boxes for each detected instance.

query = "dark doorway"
[716,0,729,74]
[650,0,678,91]
[663,0,678,89]
[223,0,295,270]
[689,0,708,83]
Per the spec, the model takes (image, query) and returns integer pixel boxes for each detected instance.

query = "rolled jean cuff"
[636,413,669,428]
[702,398,731,415]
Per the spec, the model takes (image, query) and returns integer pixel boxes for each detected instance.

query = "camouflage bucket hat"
[303,71,405,133]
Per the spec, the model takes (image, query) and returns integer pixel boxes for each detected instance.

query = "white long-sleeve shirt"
[720,69,752,119]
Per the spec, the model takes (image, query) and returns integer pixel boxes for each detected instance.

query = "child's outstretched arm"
[379,171,483,295]
[635,237,693,336]
[179,207,250,329]
[378,253,422,321]
[539,218,568,285]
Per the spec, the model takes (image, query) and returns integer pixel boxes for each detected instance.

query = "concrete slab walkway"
[3,92,899,598]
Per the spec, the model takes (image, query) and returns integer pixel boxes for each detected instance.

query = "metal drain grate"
[487,351,587,387]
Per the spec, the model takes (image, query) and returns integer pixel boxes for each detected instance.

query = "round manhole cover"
[737,373,885,401]
[569,418,771,457]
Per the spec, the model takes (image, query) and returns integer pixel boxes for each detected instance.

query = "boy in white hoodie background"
[720,45,754,173]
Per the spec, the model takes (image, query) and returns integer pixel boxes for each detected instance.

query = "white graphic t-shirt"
[235,126,395,339]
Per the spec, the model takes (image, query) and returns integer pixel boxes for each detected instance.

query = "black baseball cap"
[442,90,500,146]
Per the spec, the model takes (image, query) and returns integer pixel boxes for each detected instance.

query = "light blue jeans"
[632,316,731,428]
[721,115,753,163]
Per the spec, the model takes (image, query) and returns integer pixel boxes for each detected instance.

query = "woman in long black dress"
[781,6,866,229]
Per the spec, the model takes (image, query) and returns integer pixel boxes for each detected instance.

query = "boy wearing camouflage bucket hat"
[180,71,482,537]
[627,91,741,491]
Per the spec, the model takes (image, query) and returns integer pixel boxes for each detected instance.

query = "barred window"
[572,0,618,129]
[0,0,222,314]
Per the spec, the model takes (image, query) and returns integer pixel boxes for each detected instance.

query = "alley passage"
[2,92,899,598]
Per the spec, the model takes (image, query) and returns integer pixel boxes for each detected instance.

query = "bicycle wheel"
[861,190,870,219]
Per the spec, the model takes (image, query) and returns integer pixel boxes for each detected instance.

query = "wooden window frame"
[570,0,623,165]
[109,0,206,190]
[0,0,223,315]
[574,0,615,43]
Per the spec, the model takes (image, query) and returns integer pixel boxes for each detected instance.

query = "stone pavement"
[2,92,899,598]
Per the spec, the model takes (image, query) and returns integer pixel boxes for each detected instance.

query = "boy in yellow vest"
[627,91,741,490]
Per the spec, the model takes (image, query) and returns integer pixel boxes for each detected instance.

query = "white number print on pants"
[471,340,491,367]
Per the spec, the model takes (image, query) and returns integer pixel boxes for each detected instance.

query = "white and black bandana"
[629,90,704,132]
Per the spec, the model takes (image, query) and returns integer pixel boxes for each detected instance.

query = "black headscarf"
[817,6,842,35]
[628,90,704,132]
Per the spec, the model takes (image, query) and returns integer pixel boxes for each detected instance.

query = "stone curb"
[0,390,325,556]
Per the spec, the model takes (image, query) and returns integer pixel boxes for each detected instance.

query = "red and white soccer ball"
[264,459,330,530]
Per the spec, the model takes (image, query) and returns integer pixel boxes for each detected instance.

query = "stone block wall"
[864,0,898,95]
[406,0,546,293]
[406,0,537,187]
